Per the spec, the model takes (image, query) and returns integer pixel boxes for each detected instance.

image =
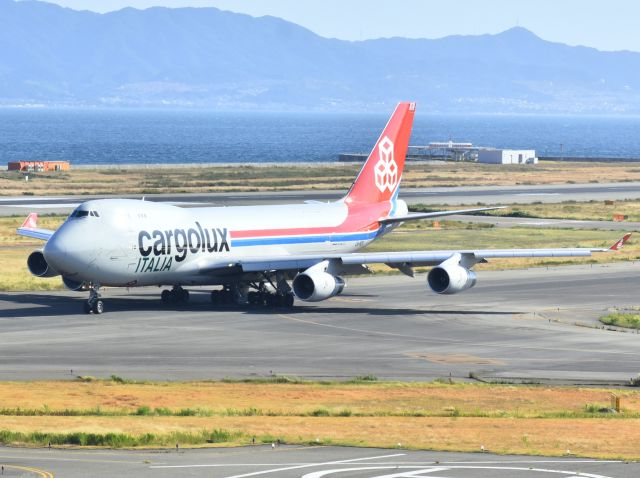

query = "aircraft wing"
[379,206,505,224]
[197,233,631,277]
[16,213,55,241]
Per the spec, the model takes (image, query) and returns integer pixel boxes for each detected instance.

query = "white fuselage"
[43,198,405,287]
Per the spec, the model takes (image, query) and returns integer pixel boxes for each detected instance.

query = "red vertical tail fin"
[344,102,416,205]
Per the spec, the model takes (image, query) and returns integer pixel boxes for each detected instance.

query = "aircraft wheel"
[248,291,263,306]
[161,290,171,303]
[92,300,104,315]
[83,301,93,314]
[221,290,233,304]
[284,293,294,308]
[179,289,190,303]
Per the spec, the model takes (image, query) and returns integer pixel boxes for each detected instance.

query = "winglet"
[21,212,38,229]
[609,233,632,251]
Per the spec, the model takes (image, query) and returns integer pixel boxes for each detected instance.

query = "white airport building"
[340,144,538,165]
[477,149,538,164]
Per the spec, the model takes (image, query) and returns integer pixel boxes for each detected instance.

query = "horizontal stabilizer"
[379,206,506,224]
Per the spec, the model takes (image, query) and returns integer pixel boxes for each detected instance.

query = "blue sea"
[1,108,640,165]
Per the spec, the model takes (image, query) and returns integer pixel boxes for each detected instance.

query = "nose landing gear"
[83,284,104,314]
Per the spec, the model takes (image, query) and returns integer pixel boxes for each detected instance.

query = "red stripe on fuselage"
[230,202,391,239]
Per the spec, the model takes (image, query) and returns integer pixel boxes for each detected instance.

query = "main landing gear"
[160,286,190,304]
[212,275,295,308]
[211,287,294,307]
[83,284,104,314]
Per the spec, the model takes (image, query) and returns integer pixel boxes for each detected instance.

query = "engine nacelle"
[293,268,345,302]
[27,250,59,278]
[427,260,477,295]
[62,276,88,291]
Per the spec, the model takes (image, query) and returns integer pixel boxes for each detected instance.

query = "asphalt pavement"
[0,262,638,383]
[0,445,636,478]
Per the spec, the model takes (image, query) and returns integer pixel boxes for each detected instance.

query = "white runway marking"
[302,466,449,477]
[4,203,80,209]
[151,457,619,478]
[0,201,204,209]
[517,221,555,225]
[150,453,405,475]
[301,465,616,478]
[0,197,67,201]
[515,193,561,196]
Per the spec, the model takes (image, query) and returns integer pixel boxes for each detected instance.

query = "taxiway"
[0,263,638,383]
[0,445,637,478]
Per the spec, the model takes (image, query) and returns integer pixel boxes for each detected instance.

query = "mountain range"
[1,0,640,113]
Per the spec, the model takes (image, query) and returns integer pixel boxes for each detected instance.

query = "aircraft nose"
[43,232,68,272]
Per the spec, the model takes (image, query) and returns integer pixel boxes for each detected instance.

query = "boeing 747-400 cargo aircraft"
[17,102,630,313]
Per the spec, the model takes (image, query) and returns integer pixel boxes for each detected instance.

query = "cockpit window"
[70,209,99,219]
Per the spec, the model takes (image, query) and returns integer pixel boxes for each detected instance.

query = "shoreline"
[38,157,640,168]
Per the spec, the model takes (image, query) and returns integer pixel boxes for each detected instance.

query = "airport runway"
[0,262,639,383]
[2,182,640,215]
[0,445,637,478]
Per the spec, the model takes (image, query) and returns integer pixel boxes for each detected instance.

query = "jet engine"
[427,255,477,295]
[293,264,345,302]
[27,250,59,278]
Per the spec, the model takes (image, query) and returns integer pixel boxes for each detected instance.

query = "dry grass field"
[3,415,640,458]
[0,381,638,458]
[0,215,67,290]
[0,381,637,417]
[2,161,640,196]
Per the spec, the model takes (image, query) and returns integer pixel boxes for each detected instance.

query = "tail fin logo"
[374,136,398,193]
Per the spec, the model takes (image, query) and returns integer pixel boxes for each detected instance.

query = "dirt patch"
[409,353,505,365]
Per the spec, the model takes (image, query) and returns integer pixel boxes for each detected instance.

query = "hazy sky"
[41,0,640,52]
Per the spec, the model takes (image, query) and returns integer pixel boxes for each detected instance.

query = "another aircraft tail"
[609,232,632,251]
[21,212,38,229]
[344,102,415,205]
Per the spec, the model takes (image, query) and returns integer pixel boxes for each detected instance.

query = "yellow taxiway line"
[1,464,54,478]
